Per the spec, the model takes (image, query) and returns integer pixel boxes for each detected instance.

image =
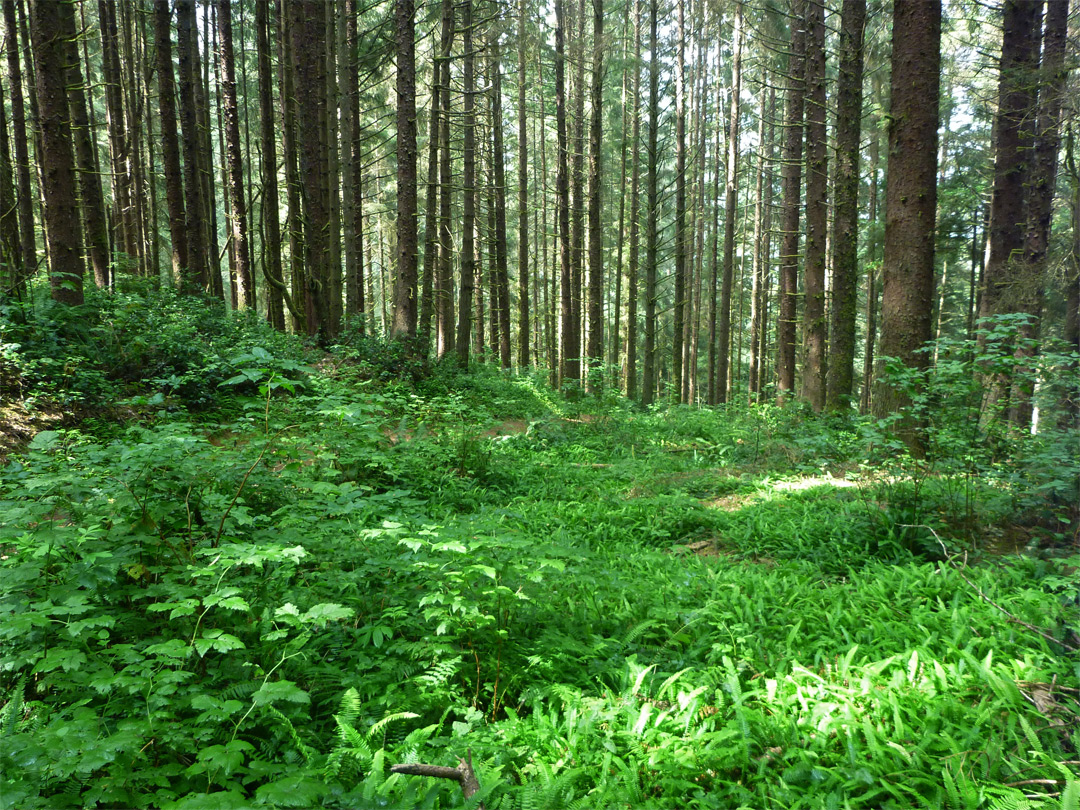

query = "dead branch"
[391,751,485,809]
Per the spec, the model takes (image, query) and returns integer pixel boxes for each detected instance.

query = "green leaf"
[253,680,310,706]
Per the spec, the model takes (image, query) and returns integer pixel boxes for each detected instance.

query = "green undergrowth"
[1,296,1078,808]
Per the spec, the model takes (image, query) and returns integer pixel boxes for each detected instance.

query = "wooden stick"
[391,751,485,809]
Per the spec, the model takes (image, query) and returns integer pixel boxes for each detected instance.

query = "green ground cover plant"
[1,294,1077,808]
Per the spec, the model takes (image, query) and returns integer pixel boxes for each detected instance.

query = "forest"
[1,0,1079,807]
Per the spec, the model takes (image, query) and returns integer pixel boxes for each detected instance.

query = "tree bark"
[152,0,187,287]
[777,0,806,401]
[980,0,1042,334]
[825,0,866,410]
[1010,0,1069,428]
[279,0,307,331]
[3,0,35,288]
[0,68,19,292]
[516,0,530,368]
[556,0,573,386]
[748,77,769,402]
[176,0,208,293]
[585,0,604,389]
[641,0,659,406]
[61,1,109,289]
[29,0,84,305]
[624,0,642,400]
[800,0,827,411]
[455,0,476,365]
[436,0,455,359]
[255,0,289,329]
[872,0,941,436]
[338,0,357,328]
[288,0,333,340]
[393,0,419,343]
[567,0,586,385]
[217,0,253,309]
[672,0,687,402]
[717,1,743,404]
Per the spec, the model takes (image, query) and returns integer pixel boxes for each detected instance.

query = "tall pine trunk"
[436,0,455,358]
[800,0,827,411]
[61,3,109,288]
[625,0,641,400]
[255,0,289,329]
[672,0,687,401]
[873,0,941,440]
[455,0,476,365]
[776,0,806,400]
[641,0,659,406]
[490,35,512,368]
[585,0,604,389]
[3,0,35,288]
[392,0,419,342]
[717,1,743,403]
[153,0,187,285]
[217,0,253,309]
[826,0,866,410]
[556,0,573,385]
[176,0,208,292]
[516,0,530,368]
[29,0,84,305]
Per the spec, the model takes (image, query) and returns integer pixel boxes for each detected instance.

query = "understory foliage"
[1,294,1078,809]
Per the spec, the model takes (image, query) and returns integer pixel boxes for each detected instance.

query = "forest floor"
[1,289,1078,809]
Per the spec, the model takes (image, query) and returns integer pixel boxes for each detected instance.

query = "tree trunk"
[486,35,511,369]
[860,105,881,414]
[392,0,419,343]
[516,0,530,368]
[279,0,307,331]
[568,0,585,386]
[176,0,208,293]
[641,0,659,407]
[255,0,289,329]
[556,0,573,385]
[3,0,35,289]
[61,2,109,289]
[672,0,687,402]
[776,0,806,401]
[288,0,333,340]
[625,0,641,400]
[99,0,131,268]
[455,0,476,365]
[800,0,827,411]
[338,0,357,328]
[326,6,342,334]
[1010,0,1069,428]
[436,0,455,358]
[717,1,743,403]
[825,0,866,410]
[980,0,1042,335]
[872,0,941,437]
[152,0,187,286]
[29,0,84,305]
[419,4,441,350]
[748,76,769,402]
[217,0,253,309]
[585,0,604,389]
[198,2,222,297]
[0,68,18,293]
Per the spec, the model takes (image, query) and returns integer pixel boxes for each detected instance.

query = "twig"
[214,425,298,546]
[391,750,485,809]
[917,527,1080,653]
